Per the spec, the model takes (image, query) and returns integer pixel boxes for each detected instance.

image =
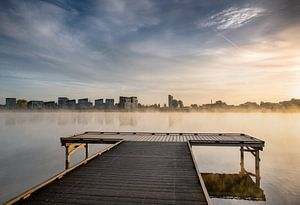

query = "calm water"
[0,112,299,204]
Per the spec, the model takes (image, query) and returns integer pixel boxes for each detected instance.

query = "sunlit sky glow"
[0,0,299,105]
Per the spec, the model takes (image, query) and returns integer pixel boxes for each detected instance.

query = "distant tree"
[172,99,178,108]
[260,101,279,110]
[239,102,259,109]
[17,99,27,109]
[178,100,184,108]
[191,104,198,109]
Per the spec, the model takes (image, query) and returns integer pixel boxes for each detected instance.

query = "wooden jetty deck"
[63,131,264,145]
[5,132,264,205]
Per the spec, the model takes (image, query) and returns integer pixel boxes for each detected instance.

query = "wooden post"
[240,146,245,174]
[85,143,89,159]
[255,149,261,186]
[65,145,70,170]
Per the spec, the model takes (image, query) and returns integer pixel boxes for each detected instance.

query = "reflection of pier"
[202,173,265,201]
[5,132,264,205]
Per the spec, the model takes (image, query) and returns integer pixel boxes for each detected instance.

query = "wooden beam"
[240,146,245,174]
[189,140,264,148]
[69,144,85,156]
[65,146,70,170]
[255,149,261,186]
[85,143,88,159]
[61,138,122,145]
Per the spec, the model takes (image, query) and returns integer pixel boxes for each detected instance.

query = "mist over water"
[0,112,299,204]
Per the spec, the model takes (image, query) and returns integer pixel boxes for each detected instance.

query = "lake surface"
[0,112,299,204]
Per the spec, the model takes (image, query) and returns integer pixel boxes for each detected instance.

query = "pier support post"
[85,143,89,159]
[255,148,261,186]
[65,145,70,170]
[240,146,245,174]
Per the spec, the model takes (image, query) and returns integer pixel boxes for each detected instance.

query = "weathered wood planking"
[62,131,264,149]
[16,142,211,205]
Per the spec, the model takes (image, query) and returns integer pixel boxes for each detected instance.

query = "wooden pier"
[5,132,264,205]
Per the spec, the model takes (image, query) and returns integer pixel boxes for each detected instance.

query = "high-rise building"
[105,99,114,109]
[44,101,57,109]
[58,97,69,108]
[66,99,76,109]
[5,98,17,109]
[168,95,173,109]
[119,96,138,109]
[27,101,44,109]
[130,97,138,109]
[119,96,131,109]
[95,99,105,109]
[78,98,92,109]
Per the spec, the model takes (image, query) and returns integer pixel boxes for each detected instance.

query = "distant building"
[44,101,57,109]
[105,99,114,109]
[119,96,131,109]
[202,100,228,110]
[130,97,138,109]
[6,98,17,109]
[168,95,173,109]
[27,101,44,109]
[78,98,92,109]
[119,96,137,109]
[95,99,105,109]
[66,99,76,109]
[58,97,69,108]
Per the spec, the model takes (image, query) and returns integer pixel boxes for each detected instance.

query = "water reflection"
[5,117,16,126]
[168,113,183,127]
[0,112,140,127]
[202,173,265,201]
[119,114,137,126]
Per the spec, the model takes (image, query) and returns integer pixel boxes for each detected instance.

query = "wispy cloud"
[198,7,265,30]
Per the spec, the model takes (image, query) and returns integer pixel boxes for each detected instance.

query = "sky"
[0,0,299,105]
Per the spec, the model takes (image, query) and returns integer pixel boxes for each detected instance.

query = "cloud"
[0,0,299,104]
[198,7,265,30]
[92,0,160,33]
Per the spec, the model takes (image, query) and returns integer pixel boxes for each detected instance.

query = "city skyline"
[0,0,299,105]
[1,95,300,111]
